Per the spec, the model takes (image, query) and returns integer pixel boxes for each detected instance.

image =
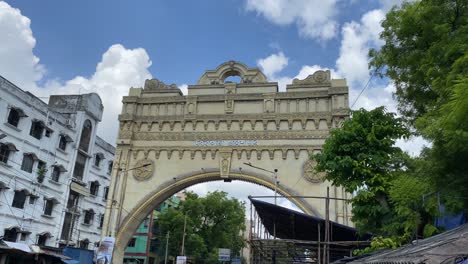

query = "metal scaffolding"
[248,192,370,264]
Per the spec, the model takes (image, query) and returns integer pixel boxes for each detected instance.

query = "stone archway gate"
[102,61,351,262]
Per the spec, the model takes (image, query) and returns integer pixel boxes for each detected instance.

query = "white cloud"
[245,0,339,41]
[336,9,385,87]
[0,2,44,90]
[0,2,153,144]
[257,52,288,80]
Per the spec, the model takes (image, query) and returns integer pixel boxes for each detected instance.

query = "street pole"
[164,231,170,264]
[273,169,278,205]
[181,215,187,256]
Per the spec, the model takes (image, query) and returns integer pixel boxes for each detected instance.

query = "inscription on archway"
[103,61,352,263]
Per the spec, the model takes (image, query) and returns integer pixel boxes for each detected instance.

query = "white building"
[0,75,115,249]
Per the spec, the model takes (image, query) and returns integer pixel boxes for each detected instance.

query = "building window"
[103,186,109,200]
[67,191,80,210]
[0,143,17,164]
[29,120,45,140]
[58,135,69,150]
[127,238,136,248]
[99,214,104,228]
[78,120,92,152]
[3,227,19,242]
[73,152,87,181]
[107,161,113,175]
[20,232,28,241]
[83,209,94,225]
[12,190,27,209]
[36,160,47,183]
[29,195,38,205]
[44,128,52,138]
[7,107,26,127]
[21,153,36,173]
[37,233,50,246]
[94,153,103,167]
[90,181,100,196]
[61,212,74,240]
[51,166,61,182]
[79,239,89,249]
[43,198,56,216]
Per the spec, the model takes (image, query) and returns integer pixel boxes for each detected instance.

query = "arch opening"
[111,170,321,262]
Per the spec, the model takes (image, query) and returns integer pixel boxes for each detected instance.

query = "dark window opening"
[107,161,113,175]
[58,135,68,150]
[127,237,136,247]
[7,108,25,127]
[51,166,61,182]
[12,190,27,209]
[61,212,74,240]
[73,152,87,181]
[45,128,52,138]
[67,191,80,210]
[29,195,37,205]
[20,232,28,241]
[99,214,104,228]
[21,154,35,173]
[37,234,49,246]
[79,239,89,249]
[94,154,103,167]
[78,120,92,152]
[90,181,100,196]
[0,145,10,164]
[29,120,45,140]
[44,199,54,216]
[3,228,19,242]
[84,210,94,225]
[103,187,109,200]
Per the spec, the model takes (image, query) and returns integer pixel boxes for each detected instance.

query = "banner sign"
[218,248,231,261]
[96,237,115,264]
[194,140,258,147]
[176,256,187,264]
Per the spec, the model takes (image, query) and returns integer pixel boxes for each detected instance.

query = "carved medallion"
[133,159,155,181]
[313,71,328,83]
[303,160,325,183]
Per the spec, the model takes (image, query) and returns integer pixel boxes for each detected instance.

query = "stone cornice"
[118,110,349,122]
[126,130,330,141]
[129,144,322,160]
[121,88,348,104]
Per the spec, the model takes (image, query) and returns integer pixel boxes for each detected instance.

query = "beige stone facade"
[103,61,351,262]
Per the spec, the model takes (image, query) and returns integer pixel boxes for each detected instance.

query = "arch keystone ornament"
[103,61,352,263]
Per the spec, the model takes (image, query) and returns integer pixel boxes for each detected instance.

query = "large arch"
[111,170,319,261]
[103,61,351,263]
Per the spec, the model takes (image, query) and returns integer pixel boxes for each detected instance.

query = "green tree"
[157,191,246,264]
[316,108,441,239]
[369,0,468,208]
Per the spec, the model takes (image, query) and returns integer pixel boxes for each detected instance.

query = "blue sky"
[0,0,425,208]
[6,0,379,84]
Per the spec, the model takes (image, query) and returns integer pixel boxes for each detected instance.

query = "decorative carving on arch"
[197,61,268,85]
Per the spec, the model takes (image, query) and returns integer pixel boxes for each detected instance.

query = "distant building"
[123,195,183,264]
[0,76,115,249]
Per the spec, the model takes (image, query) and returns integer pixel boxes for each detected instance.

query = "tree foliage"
[314,107,437,241]
[369,0,468,207]
[157,191,246,264]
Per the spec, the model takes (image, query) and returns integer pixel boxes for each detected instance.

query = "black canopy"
[249,198,369,242]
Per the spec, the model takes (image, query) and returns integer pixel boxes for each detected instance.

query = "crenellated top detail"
[197,61,268,85]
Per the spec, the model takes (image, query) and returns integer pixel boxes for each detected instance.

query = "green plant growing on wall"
[37,167,48,183]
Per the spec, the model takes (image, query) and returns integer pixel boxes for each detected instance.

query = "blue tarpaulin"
[434,205,465,230]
